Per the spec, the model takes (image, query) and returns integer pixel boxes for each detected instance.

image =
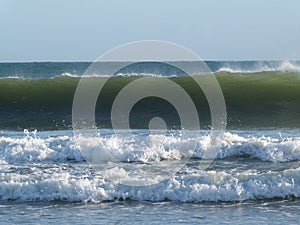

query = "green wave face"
[0,72,300,130]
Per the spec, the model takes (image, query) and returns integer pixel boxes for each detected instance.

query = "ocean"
[1,60,300,224]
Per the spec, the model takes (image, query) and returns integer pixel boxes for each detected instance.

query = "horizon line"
[0,59,299,63]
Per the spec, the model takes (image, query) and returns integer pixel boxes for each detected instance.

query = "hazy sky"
[1,0,300,61]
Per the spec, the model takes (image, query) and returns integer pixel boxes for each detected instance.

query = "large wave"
[0,72,299,130]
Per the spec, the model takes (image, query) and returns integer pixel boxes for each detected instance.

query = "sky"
[1,0,300,61]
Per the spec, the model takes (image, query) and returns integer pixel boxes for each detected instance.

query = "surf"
[0,71,299,130]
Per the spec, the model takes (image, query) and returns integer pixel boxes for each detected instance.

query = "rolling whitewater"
[1,61,300,223]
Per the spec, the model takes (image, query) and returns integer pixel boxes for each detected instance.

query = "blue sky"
[1,0,300,61]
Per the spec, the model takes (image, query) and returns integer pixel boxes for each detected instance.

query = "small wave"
[1,130,300,202]
[216,61,300,73]
[0,166,300,202]
[216,67,258,73]
[1,130,300,164]
[1,61,300,80]
[60,72,181,78]
[0,131,83,163]
[0,76,26,80]
[59,72,81,78]
[195,132,300,162]
[277,61,300,73]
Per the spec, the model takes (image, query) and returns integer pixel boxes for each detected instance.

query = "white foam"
[277,60,300,73]
[60,72,181,78]
[195,132,300,162]
[216,61,300,74]
[0,134,83,163]
[216,67,256,73]
[1,130,300,202]
[1,131,300,164]
[1,167,300,202]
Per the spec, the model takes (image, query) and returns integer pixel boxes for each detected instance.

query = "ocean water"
[1,61,300,224]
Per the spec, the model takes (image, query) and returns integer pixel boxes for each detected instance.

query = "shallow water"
[1,200,300,224]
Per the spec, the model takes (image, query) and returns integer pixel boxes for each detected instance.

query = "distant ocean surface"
[1,61,300,224]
